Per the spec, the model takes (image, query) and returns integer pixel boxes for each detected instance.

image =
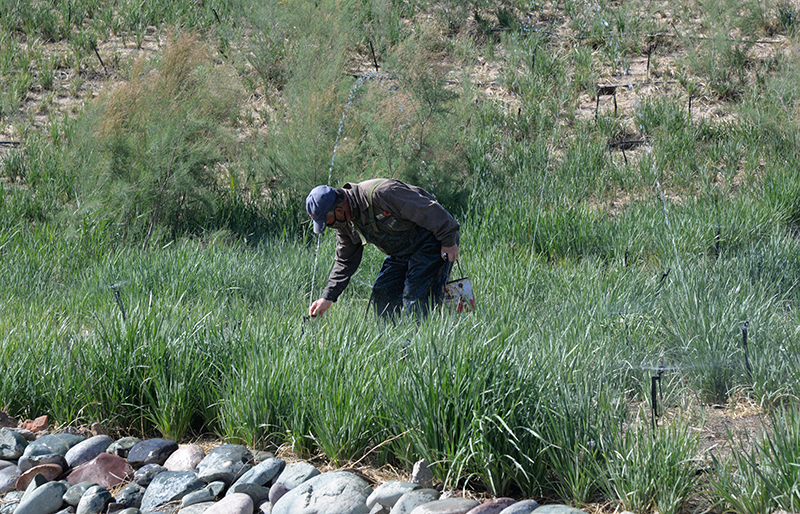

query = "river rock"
[127,439,179,468]
[115,483,145,509]
[273,461,320,490]
[107,437,142,459]
[14,480,69,514]
[0,428,28,460]
[367,481,421,509]
[53,433,87,449]
[163,444,205,472]
[19,471,49,503]
[0,463,21,494]
[390,489,441,514]
[75,485,113,514]
[67,453,133,488]
[532,506,587,514]
[181,480,226,507]
[196,444,254,486]
[203,492,254,514]
[0,491,23,514]
[20,415,48,433]
[269,482,289,504]
[466,498,516,514]
[139,470,205,512]
[0,460,13,470]
[227,482,270,504]
[64,482,97,506]
[498,500,540,514]
[112,509,141,514]
[65,435,112,469]
[272,471,372,514]
[0,411,16,429]
[411,460,434,489]
[408,498,480,514]
[180,502,217,514]
[134,463,166,486]
[230,457,284,488]
[55,507,77,514]
[15,463,63,490]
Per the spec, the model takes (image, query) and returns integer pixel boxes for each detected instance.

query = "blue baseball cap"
[306,185,337,234]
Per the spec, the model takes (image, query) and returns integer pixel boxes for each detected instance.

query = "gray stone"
[272,471,372,514]
[227,482,270,504]
[14,480,69,514]
[115,509,142,514]
[196,444,254,486]
[181,481,225,507]
[55,507,77,514]
[0,428,28,460]
[139,470,205,512]
[269,482,289,504]
[0,459,14,470]
[390,489,441,514]
[466,499,516,514]
[20,434,70,460]
[257,500,273,513]
[19,472,49,503]
[65,435,112,469]
[134,464,166,487]
[230,457,284,488]
[179,502,216,514]
[530,507,586,514]
[367,481,421,509]
[18,453,68,473]
[127,439,179,469]
[273,461,320,490]
[411,460,434,489]
[371,504,391,514]
[107,437,142,459]
[409,498,480,514]
[498,500,540,514]
[75,485,113,514]
[203,493,254,514]
[115,483,145,509]
[253,451,275,463]
[0,463,21,494]
[64,482,98,506]
[11,429,36,442]
[0,491,23,514]
[163,445,205,472]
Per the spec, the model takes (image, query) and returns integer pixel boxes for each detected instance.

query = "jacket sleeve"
[322,229,364,302]
[375,183,460,247]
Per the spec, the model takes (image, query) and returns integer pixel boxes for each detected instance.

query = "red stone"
[67,453,133,489]
[15,463,63,491]
[20,415,48,433]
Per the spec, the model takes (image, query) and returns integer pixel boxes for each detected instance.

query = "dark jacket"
[322,178,460,302]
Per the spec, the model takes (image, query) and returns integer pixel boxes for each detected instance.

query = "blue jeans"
[370,235,453,318]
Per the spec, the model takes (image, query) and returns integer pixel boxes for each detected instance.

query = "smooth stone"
[268,482,289,504]
[272,471,372,514]
[18,453,68,472]
[409,498,480,514]
[230,457,284,488]
[253,451,275,463]
[180,502,216,514]
[14,480,69,514]
[107,437,142,459]
[0,459,14,470]
[390,489,441,514]
[55,507,77,514]
[134,464,167,486]
[163,445,205,472]
[52,434,88,449]
[273,461,320,490]
[115,483,146,509]
[181,481,226,507]
[76,485,113,514]
[65,435,112,469]
[226,482,270,504]
[371,505,390,514]
[67,453,134,489]
[64,482,97,506]
[115,509,142,514]
[19,472,49,503]
[12,429,36,442]
[498,500,540,514]
[127,439,179,469]
[203,492,254,514]
[0,464,21,494]
[21,434,70,459]
[0,428,28,460]
[139,470,205,512]
[196,444,254,486]
[466,498,516,514]
[367,481,421,509]
[16,463,63,490]
[531,507,586,514]
[0,491,23,514]
[258,500,273,513]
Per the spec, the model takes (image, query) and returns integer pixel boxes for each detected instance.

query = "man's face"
[326,208,348,230]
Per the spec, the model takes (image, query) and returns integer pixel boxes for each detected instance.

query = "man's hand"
[309,298,333,318]
[441,244,459,262]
